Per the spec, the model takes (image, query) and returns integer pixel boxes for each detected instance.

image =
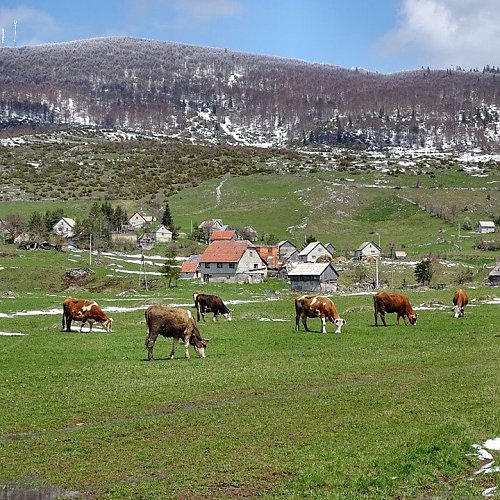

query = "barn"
[487,264,500,286]
[288,262,339,292]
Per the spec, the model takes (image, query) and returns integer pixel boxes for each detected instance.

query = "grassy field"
[1,271,499,498]
[1,136,499,497]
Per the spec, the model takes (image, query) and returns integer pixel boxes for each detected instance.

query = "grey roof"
[356,241,381,251]
[288,262,336,277]
[489,265,500,277]
[298,241,330,256]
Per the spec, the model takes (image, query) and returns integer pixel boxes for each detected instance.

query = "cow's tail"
[373,294,379,325]
[144,309,151,347]
[195,299,201,322]
[62,310,66,331]
[294,297,302,330]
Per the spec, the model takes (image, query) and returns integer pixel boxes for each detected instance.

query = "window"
[254,264,258,269]
[204,263,210,269]
[217,263,223,269]
[229,263,235,269]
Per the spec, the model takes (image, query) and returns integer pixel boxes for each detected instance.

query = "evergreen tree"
[162,201,173,230]
[414,259,433,286]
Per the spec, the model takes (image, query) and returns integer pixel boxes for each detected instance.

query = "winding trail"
[215,177,227,206]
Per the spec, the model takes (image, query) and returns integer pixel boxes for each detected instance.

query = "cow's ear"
[203,338,211,342]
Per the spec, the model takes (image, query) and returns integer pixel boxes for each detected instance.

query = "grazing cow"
[453,289,469,318]
[295,295,346,334]
[193,292,232,322]
[62,298,113,333]
[145,304,209,361]
[373,291,417,326]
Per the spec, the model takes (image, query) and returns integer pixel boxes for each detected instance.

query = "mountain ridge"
[1,36,499,151]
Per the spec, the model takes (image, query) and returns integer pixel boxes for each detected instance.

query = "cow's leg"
[65,315,72,332]
[196,304,202,322]
[183,337,191,359]
[79,321,85,332]
[212,312,218,322]
[145,333,158,361]
[320,316,327,334]
[170,337,179,359]
[295,312,301,331]
[302,315,310,332]
[374,310,378,326]
[381,312,387,327]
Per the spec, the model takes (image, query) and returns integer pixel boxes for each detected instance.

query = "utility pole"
[89,234,92,266]
[139,246,148,290]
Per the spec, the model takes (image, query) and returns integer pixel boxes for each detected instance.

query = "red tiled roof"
[181,261,199,273]
[210,230,236,241]
[199,240,254,263]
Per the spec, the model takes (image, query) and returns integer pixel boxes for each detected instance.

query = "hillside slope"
[1,37,500,150]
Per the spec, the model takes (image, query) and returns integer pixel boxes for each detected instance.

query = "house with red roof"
[255,244,279,269]
[180,255,202,279]
[209,229,238,242]
[198,240,268,283]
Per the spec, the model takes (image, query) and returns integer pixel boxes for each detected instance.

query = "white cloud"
[381,0,500,69]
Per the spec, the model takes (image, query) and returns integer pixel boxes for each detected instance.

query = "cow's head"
[408,313,418,325]
[223,310,232,321]
[453,306,464,318]
[193,338,210,358]
[102,318,113,332]
[193,292,200,302]
[334,318,346,334]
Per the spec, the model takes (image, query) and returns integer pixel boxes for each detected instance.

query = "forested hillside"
[1,37,500,150]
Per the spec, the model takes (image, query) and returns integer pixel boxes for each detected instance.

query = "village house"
[394,251,407,260]
[476,221,496,234]
[137,233,155,250]
[127,212,155,230]
[210,229,238,242]
[487,264,500,286]
[355,241,381,260]
[278,240,297,262]
[198,240,268,283]
[255,244,279,269]
[154,225,173,243]
[198,219,227,241]
[288,262,339,292]
[53,217,76,238]
[325,243,335,255]
[180,255,202,279]
[137,225,173,249]
[298,241,333,263]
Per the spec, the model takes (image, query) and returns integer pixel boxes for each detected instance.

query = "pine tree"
[414,259,433,286]
[162,201,173,230]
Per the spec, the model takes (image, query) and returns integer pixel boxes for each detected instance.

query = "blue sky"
[1,0,499,73]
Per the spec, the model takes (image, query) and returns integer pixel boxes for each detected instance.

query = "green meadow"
[1,142,499,497]
[0,261,499,498]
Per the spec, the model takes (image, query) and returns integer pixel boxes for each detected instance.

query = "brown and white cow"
[295,295,346,334]
[373,291,417,326]
[145,304,210,361]
[62,298,113,332]
[453,289,469,318]
[193,292,232,322]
